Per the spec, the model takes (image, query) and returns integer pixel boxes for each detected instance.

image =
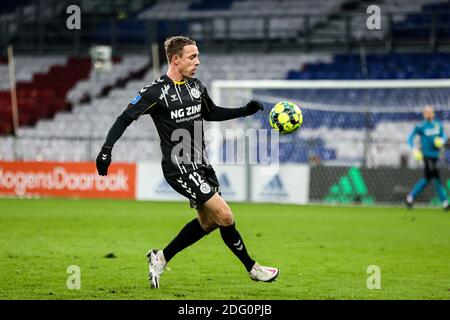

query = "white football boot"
[249,263,279,282]
[146,249,166,289]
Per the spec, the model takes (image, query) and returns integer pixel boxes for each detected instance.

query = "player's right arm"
[407,125,419,150]
[96,90,157,176]
[407,124,422,160]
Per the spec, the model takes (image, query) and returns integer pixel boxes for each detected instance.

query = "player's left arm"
[439,121,447,141]
[201,87,263,121]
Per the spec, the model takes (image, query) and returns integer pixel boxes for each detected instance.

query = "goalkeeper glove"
[434,137,445,149]
[96,146,112,176]
[243,100,264,116]
[412,149,423,161]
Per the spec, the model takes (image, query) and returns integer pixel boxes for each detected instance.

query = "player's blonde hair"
[164,36,196,63]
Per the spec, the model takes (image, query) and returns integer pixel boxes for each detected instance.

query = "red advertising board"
[0,161,136,199]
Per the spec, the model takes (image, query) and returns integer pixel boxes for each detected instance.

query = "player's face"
[423,106,435,121]
[175,45,200,78]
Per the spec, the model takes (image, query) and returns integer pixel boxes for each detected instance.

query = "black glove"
[96,146,112,176]
[243,100,264,116]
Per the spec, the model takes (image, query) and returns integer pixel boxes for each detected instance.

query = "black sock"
[163,218,207,263]
[220,223,255,272]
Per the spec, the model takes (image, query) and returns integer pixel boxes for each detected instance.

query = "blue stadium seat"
[289,52,450,80]
[189,0,233,10]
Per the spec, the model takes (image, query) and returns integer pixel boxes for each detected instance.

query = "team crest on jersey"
[200,182,211,194]
[190,88,201,99]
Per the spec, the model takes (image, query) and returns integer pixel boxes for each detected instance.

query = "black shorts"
[165,166,221,209]
[424,157,440,180]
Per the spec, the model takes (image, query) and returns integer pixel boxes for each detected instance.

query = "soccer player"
[95,36,279,288]
[405,105,449,210]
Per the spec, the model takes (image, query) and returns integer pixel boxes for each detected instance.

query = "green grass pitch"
[0,198,449,300]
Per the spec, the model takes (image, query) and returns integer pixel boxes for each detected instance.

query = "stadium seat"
[1,50,449,167]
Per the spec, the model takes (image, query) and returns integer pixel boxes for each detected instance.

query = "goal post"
[7,45,19,135]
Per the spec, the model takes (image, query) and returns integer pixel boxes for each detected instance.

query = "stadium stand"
[0,56,91,134]
[312,0,446,41]
[0,56,64,134]
[0,53,325,161]
[2,50,448,167]
[67,55,150,105]
[135,0,450,42]
[0,54,151,161]
[262,52,450,166]
[0,54,150,136]
[0,56,67,90]
[138,0,348,40]
[1,1,449,168]
[196,53,332,89]
[287,53,450,79]
[392,0,450,39]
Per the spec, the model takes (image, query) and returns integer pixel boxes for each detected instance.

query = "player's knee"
[216,207,234,226]
[201,222,218,234]
[197,215,217,234]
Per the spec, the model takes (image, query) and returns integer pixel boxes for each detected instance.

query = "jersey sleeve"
[199,82,246,121]
[407,124,420,150]
[199,85,217,117]
[439,121,448,141]
[123,89,158,120]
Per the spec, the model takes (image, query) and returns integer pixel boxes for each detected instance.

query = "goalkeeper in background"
[405,105,449,210]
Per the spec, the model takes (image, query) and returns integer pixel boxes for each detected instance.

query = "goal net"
[210,79,450,206]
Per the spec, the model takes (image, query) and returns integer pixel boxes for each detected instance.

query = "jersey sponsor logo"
[130,94,142,105]
[170,104,201,120]
[200,182,211,194]
[425,127,440,136]
[190,88,201,99]
[159,84,170,100]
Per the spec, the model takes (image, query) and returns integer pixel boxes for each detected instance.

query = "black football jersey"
[123,74,216,177]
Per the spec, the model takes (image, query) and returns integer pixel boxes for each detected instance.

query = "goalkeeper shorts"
[424,157,440,180]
